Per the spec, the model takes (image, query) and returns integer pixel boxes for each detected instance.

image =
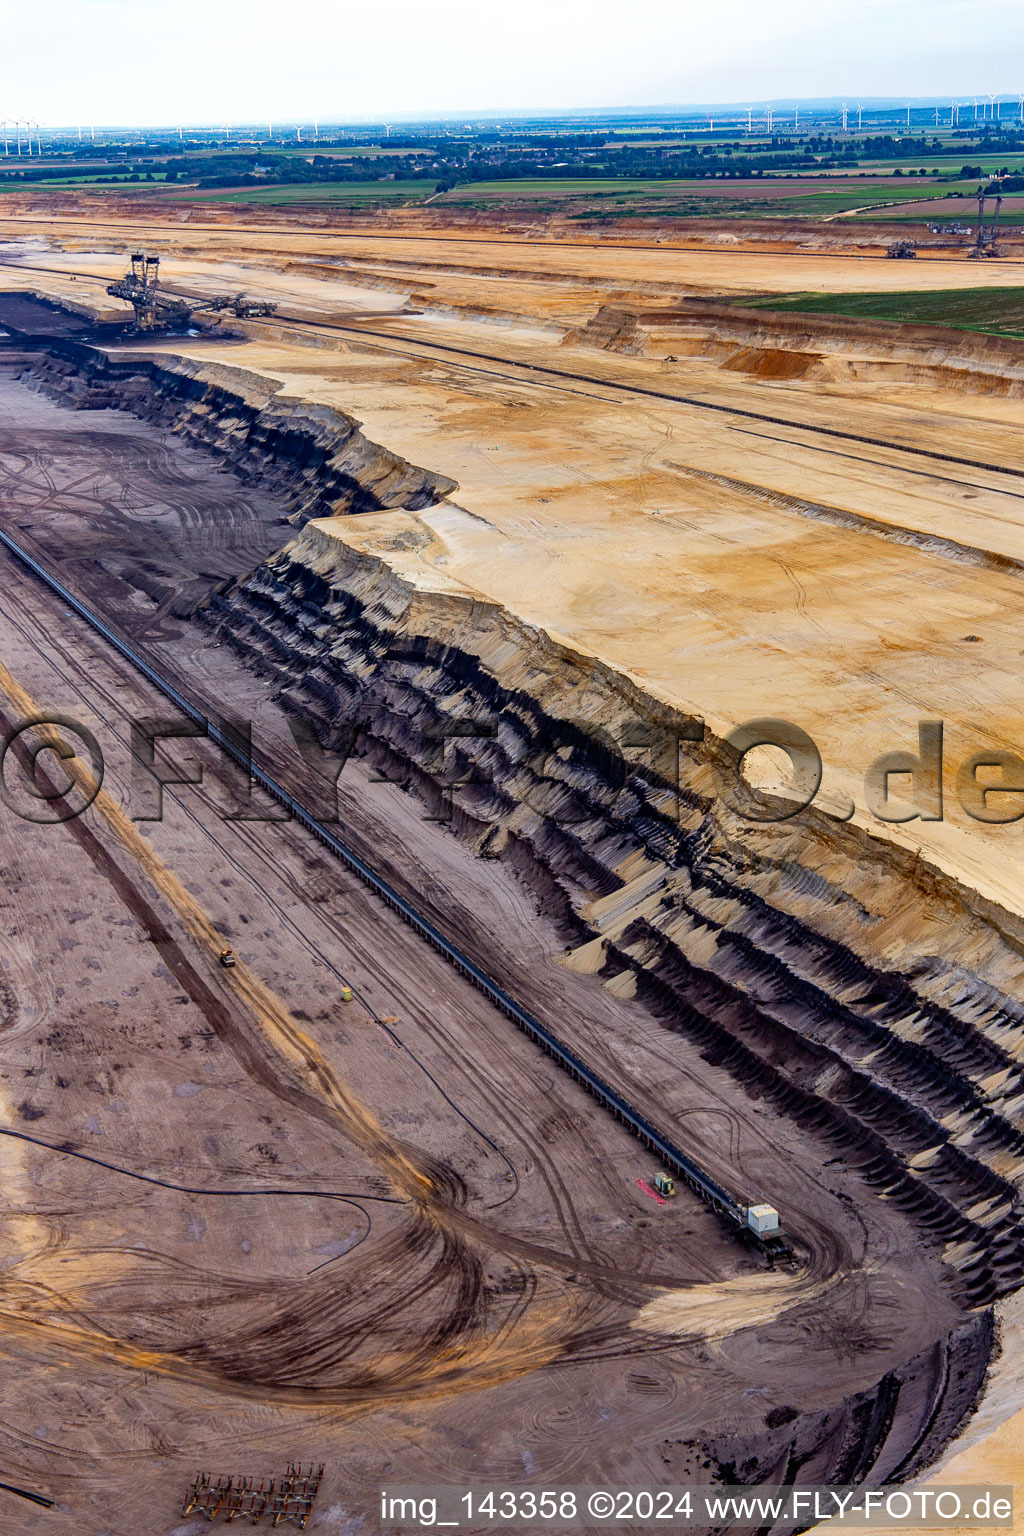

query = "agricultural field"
[193,178,433,204]
[428,175,979,218]
[8,164,1003,222]
[740,284,1024,335]
[850,195,1024,222]
[180,171,980,219]
[438,176,938,198]
[0,173,171,190]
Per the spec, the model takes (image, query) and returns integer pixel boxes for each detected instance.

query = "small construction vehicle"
[339,984,353,1002]
[204,292,279,319]
[218,948,237,969]
[653,1172,676,1198]
[886,240,917,258]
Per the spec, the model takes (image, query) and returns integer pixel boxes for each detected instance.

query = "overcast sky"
[5,0,1024,127]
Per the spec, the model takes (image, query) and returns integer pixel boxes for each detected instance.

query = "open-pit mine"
[0,197,1024,1532]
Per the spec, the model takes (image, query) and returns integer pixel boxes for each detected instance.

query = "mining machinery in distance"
[106,252,198,331]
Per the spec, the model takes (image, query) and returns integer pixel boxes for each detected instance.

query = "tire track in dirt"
[0,585,838,1411]
[0,578,701,1298]
[0,666,567,1403]
[0,653,711,1416]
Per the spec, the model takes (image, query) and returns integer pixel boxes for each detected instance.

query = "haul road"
[0,518,791,1262]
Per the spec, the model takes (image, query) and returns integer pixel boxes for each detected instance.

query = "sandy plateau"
[0,199,1023,1531]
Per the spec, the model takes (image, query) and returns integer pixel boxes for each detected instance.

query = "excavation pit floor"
[0,362,983,1532]
[1,212,1024,1528]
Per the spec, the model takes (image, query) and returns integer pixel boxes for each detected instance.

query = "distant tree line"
[8,125,1024,196]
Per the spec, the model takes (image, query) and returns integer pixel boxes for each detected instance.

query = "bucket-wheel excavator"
[106,252,198,331]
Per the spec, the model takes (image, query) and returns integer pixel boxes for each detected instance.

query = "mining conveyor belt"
[0,522,790,1258]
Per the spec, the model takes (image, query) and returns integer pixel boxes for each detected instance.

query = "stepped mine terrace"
[0,202,1023,1529]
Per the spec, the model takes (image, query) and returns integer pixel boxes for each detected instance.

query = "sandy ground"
[0,365,981,1533]
[40,266,1024,926]
[5,213,1024,301]
[2,212,1024,1527]
[0,526,769,1532]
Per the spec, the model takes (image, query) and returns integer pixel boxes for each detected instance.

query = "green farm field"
[432,176,981,218]
[183,173,975,219]
[193,179,432,204]
[0,174,171,191]
[740,286,1024,336]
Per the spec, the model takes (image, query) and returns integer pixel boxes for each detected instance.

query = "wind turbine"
[1018,92,1024,124]
[905,101,911,130]
[857,102,863,131]
[746,106,753,133]
[765,103,773,134]
[841,101,848,132]
[989,93,998,119]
